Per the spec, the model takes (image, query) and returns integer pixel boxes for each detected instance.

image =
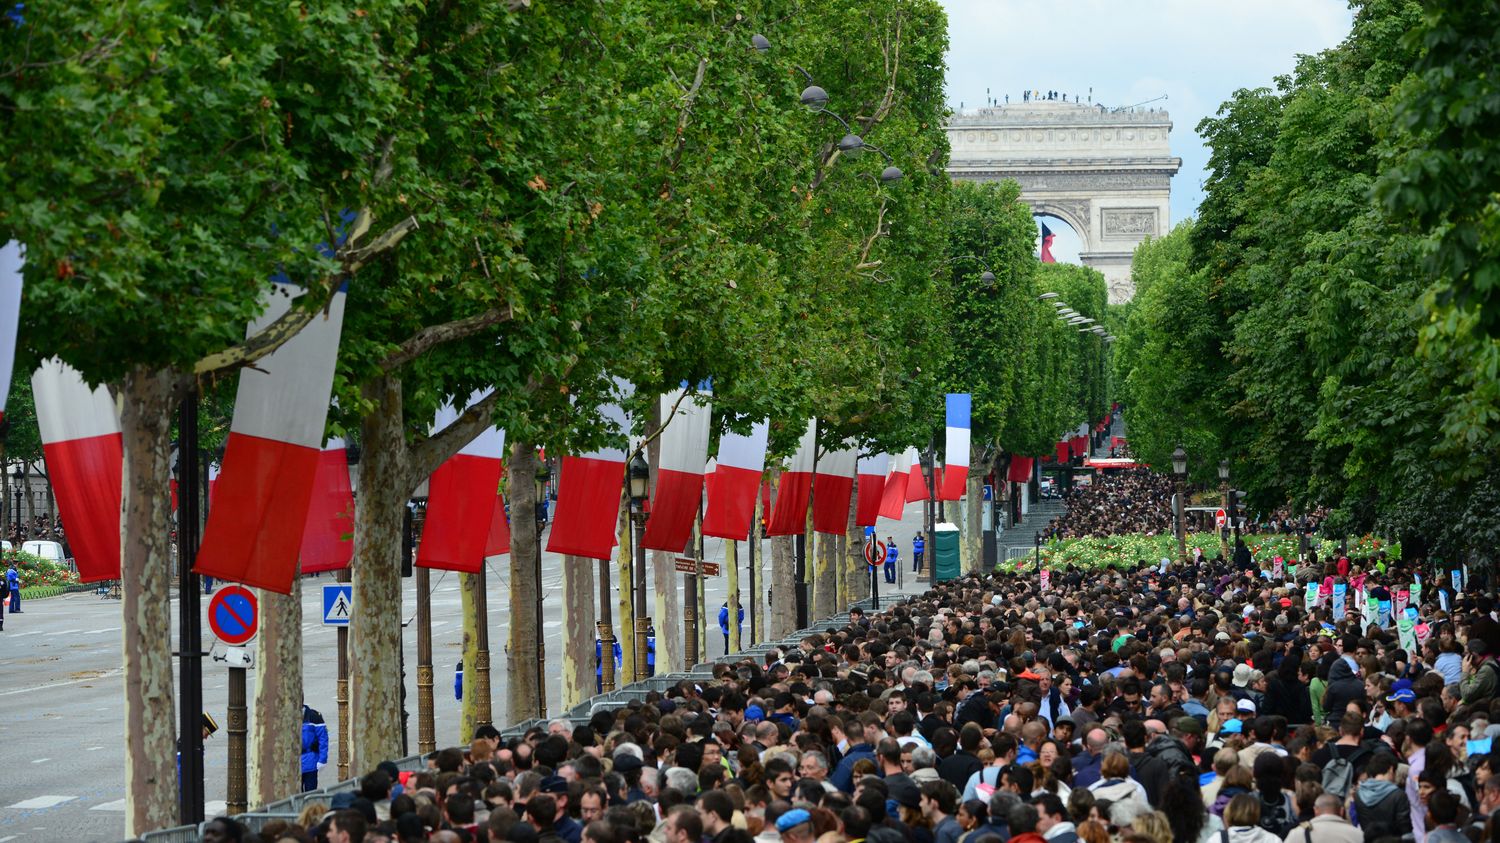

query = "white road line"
[30,758,49,764]
[0,834,18,841]
[90,799,126,811]
[86,746,104,751]
[7,795,76,809]
[0,668,124,697]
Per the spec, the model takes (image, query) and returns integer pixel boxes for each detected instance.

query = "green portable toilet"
[933,523,961,582]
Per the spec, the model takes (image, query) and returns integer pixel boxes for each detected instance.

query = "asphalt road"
[0,499,957,842]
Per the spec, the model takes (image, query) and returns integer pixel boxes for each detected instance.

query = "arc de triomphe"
[946,101,1182,303]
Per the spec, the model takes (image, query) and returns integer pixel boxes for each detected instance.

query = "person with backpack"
[1352,753,1411,843]
[1253,752,1300,840]
[1315,717,1372,803]
[1223,793,1285,843]
[1290,794,1364,843]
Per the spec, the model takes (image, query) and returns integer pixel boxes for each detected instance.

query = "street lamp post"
[628,454,651,681]
[1034,530,1041,570]
[1217,459,1232,562]
[1171,444,1188,565]
[533,462,549,719]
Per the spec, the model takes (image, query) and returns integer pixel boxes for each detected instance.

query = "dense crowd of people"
[4,513,64,546]
[1042,470,1175,539]
[188,538,1500,843]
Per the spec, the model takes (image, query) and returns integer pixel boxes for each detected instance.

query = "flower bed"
[3,549,81,589]
[1001,532,1401,573]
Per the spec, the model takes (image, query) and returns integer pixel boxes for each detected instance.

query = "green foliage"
[3,550,80,588]
[1113,0,1500,565]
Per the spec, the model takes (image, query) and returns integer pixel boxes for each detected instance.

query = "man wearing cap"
[539,775,581,843]
[1386,680,1418,719]
[775,807,816,843]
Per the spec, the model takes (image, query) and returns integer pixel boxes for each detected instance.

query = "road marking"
[7,795,76,809]
[86,746,104,751]
[90,799,126,811]
[206,800,227,815]
[30,758,49,764]
[0,668,124,698]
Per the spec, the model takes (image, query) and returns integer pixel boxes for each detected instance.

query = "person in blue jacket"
[884,537,899,584]
[301,704,329,792]
[7,562,21,613]
[646,626,656,676]
[595,635,623,693]
[913,532,926,573]
[717,601,745,653]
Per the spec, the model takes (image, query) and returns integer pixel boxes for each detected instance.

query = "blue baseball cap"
[777,809,812,832]
[1219,719,1243,735]
[1388,689,1417,704]
[745,704,765,723]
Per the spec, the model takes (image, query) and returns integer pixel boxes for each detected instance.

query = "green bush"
[19,584,65,600]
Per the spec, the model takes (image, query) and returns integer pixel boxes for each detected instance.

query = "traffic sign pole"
[176,390,205,827]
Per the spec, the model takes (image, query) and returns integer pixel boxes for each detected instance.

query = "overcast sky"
[937,0,1354,262]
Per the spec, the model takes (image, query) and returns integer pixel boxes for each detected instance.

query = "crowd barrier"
[137,596,888,841]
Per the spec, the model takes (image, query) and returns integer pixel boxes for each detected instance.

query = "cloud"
[940,0,1353,226]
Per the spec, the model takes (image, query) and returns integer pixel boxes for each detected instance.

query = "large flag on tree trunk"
[32,358,121,583]
[766,420,817,536]
[940,394,971,501]
[0,242,22,425]
[417,394,505,574]
[812,442,858,535]
[641,384,712,552]
[196,280,346,593]
[298,439,356,574]
[547,386,631,560]
[702,419,769,541]
[854,453,889,527]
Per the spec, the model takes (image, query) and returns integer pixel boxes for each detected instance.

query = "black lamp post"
[1171,444,1188,564]
[11,464,23,531]
[627,453,651,681]
[1217,459,1231,561]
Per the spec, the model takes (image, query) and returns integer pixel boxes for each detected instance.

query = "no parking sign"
[207,585,258,646]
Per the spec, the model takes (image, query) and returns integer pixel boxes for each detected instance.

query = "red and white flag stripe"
[641,385,712,552]
[812,441,858,535]
[547,382,631,560]
[905,448,928,503]
[298,438,355,574]
[878,447,916,521]
[417,393,505,574]
[0,242,22,425]
[766,420,816,536]
[854,452,889,527]
[196,281,346,593]
[32,358,121,583]
[701,419,769,541]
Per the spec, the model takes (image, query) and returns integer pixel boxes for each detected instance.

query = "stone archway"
[945,100,1182,303]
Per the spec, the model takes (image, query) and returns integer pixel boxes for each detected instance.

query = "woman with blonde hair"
[1127,810,1174,843]
[1222,793,1283,843]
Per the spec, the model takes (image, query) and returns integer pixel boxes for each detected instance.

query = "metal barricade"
[141,823,204,843]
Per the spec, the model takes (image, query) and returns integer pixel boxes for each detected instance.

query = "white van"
[21,540,65,563]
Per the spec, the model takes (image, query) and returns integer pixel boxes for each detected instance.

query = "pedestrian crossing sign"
[322,584,353,626]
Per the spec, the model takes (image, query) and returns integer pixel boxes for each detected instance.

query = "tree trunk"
[814,526,835,619]
[562,554,594,710]
[349,374,409,773]
[506,441,541,723]
[458,571,480,744]
[726,540,740,654]
[119,367,181,837]
[615,508,635,682]
[250,577,303,808]
[844,496,861,609]
[770,535,796,639]
[965,446,989,573]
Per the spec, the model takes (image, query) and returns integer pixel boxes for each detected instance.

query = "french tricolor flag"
[547,386,631,560]
[196,280,346,593]
[32,358,122,583]
[484,479,511,556]
[0,242,22,426]
[641,384,712,552]
[878,447,916,520]
[701,419,768,541]
[766,420,816,536]
[417,394,505,574]
[905,447,929,503]
[939,394,971,501]
[298,438,356,574]
[853,453,889,527]
[812,442,858,535]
